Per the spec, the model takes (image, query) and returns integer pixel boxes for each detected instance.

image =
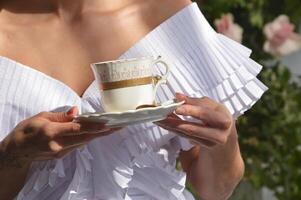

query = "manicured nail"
[67,107,77,116]
[67,108,74,115]
[175,92,184,97]
[175,93,187,101]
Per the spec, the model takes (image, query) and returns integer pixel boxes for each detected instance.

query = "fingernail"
[67,108,73,115]
[175,93,187,102]
[67,107,76,116]
[175,92,184,97]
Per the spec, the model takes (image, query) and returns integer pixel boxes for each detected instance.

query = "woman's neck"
[0,0,143,20]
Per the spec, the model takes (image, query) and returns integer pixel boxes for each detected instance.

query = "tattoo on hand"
[0,151,27,170]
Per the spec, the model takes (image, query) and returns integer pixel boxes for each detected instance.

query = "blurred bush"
[191,0,301,199]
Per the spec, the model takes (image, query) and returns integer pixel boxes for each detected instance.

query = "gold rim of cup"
[100,76,157,90]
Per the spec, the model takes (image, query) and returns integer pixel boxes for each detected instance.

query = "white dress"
[0,3,267,200]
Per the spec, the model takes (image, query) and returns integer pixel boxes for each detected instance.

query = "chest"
[0,13,158,96]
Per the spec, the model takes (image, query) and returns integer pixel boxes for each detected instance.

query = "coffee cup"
[91,56,170,112]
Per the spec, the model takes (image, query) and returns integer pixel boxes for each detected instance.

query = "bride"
[0,0,265,199]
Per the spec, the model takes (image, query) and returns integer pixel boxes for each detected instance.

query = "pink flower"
[214,13,243,43]
[263,15,301,56]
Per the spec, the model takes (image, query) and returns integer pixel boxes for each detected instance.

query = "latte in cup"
[91,56,170,112]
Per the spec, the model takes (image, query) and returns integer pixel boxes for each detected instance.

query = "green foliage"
[191,0,301,199]
[238,65,301,199]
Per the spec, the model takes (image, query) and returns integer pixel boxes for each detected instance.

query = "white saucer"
[75,100,184,127]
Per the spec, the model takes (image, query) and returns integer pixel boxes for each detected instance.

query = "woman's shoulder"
[82,0,192,30]
[146,0,192,26]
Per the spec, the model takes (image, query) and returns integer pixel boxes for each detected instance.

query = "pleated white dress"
[0,3,267,200]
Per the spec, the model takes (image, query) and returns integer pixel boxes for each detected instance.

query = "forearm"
[0,141,31,200]
[188,127,244,199]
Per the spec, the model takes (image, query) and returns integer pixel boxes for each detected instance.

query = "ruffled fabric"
[16,154,76,200]
[122,126,187,199]
[119,3,267,118]
[91,129,193,199]
[3,2,267,200]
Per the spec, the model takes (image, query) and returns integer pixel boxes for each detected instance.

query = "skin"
[0,0,244,199]
[156,93,244,199]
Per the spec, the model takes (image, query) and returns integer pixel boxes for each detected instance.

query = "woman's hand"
[155,93,244,199]
[156,93,233,148]
[0,107,118,167]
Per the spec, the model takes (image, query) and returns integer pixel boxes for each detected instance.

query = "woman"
[0,0,266,199]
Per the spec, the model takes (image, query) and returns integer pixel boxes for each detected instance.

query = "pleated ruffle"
[120,3,267,118]
[17,148,94,200]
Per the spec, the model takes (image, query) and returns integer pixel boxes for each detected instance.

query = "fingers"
[41,120,113,138]
[157,94,234,148]
[175,93,187,103]
[38,107,78,122]
[37,107,118,136]
[77,122,109,132]
[35,120,119,155]
[175,93,232,129]
[66,107,78,116]
[165,125,216,148]
[39,131,108,154]
[156,117,228,145]
[42,122,81,139]
[175,93,218,110]
[53,131,111,150]
[176,121,227,144]
[34,143,85,161]
[37,129,113,160]
[175,104,232,129]
[53,144,84,159]
[21,107,122,162]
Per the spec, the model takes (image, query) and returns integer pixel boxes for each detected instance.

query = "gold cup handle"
[152,56,170,103]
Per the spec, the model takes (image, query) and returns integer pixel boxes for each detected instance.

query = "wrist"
[194,126,244,199]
